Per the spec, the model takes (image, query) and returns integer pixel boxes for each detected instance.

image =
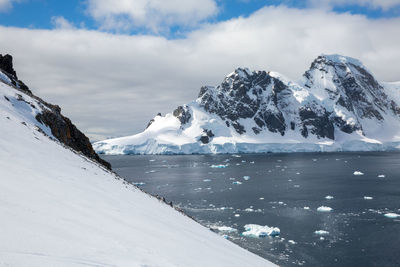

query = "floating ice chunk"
[203,179,212,182]
[304,207,310,210]
[296,172,301,175]
[250,161,255,164]
[132,182,145,186]
[378,174,385,178]
[232,155,241,158]
[243,176,250,180]
[242,224,280,238]
[317,206,333,212]
[149,159,155,162]
[294,185,300,188]
[232,181,242,185]
[216,226,237,232]
[241,160,246,163]
[325,195,334,200]
[259,197,264,200]
[234,214,240,217]
[288,240,297,244]
[245,208,254,212]
[363,196,373,200]
[314,230,329,235]
[353,171,364,176]
[384,213,400,219]
[210,164,227,168]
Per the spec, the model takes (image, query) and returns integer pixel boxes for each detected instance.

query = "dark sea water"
[101,152,400,267]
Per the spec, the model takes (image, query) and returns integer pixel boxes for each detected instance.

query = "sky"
[0,0,400,141]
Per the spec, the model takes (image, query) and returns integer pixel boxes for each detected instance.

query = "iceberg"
[384,213,400,219]
[242,224,280,238]
[314,230,329,235]
[317,206,333,212]
[210,164,228,168]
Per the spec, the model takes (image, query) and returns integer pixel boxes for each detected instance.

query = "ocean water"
[102,152,400,267]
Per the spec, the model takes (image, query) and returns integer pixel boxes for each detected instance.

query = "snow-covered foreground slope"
[95,55,400,155]
[0,82,273,266]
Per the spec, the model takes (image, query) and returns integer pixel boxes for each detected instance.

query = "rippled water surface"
[102,152,400,267]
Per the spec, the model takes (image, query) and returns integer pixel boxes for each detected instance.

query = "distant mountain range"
[94,54,400,154]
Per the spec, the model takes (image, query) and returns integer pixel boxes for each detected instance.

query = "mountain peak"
[226,67,253,80]
[318,54,364,67]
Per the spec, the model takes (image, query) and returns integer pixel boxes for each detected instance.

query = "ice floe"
[378,174,386,178]
[325,195,334,200]
[242,224,280,238]
[232,181,242,185]
[210,164,228,168]
[353,171,364,176]
[215,226,238,233]
[363,196,373,200]
[314,230,329,235]
[132,182,145,186]
[203,179,212,182]
[317,206,333,212]
[243,176,250,180]
[384,213,400,219]
[303,207,310,210]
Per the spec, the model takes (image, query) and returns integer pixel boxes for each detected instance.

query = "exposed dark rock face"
[0,53,111,170]
[199,129,214,144]
[36,108,111,170]
[198,69,289,135]
[173,105,191,125]
[0,54,31,94]
[299,107,334,139]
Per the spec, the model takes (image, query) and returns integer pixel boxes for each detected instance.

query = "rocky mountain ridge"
[94,54,400,154]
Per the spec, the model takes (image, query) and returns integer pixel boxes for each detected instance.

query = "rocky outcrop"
[173,105,192,125]
[36,108,111,170]
[0,54,31,94]
[0,54,111,170]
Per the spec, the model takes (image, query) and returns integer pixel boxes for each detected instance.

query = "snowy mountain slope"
[94,54,400,154]
[0,73,273,266]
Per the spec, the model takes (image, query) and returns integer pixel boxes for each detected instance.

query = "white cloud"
[51,16,76,30]
[0,6,399,141]
[308,0,400,10]
[0,0,18,11]
[85,0,219,32]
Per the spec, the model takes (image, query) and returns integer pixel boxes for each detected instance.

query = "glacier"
[94,54,400,155]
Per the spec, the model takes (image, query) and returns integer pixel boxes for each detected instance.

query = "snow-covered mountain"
[94,54,400,154]
[0,55,272,266]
